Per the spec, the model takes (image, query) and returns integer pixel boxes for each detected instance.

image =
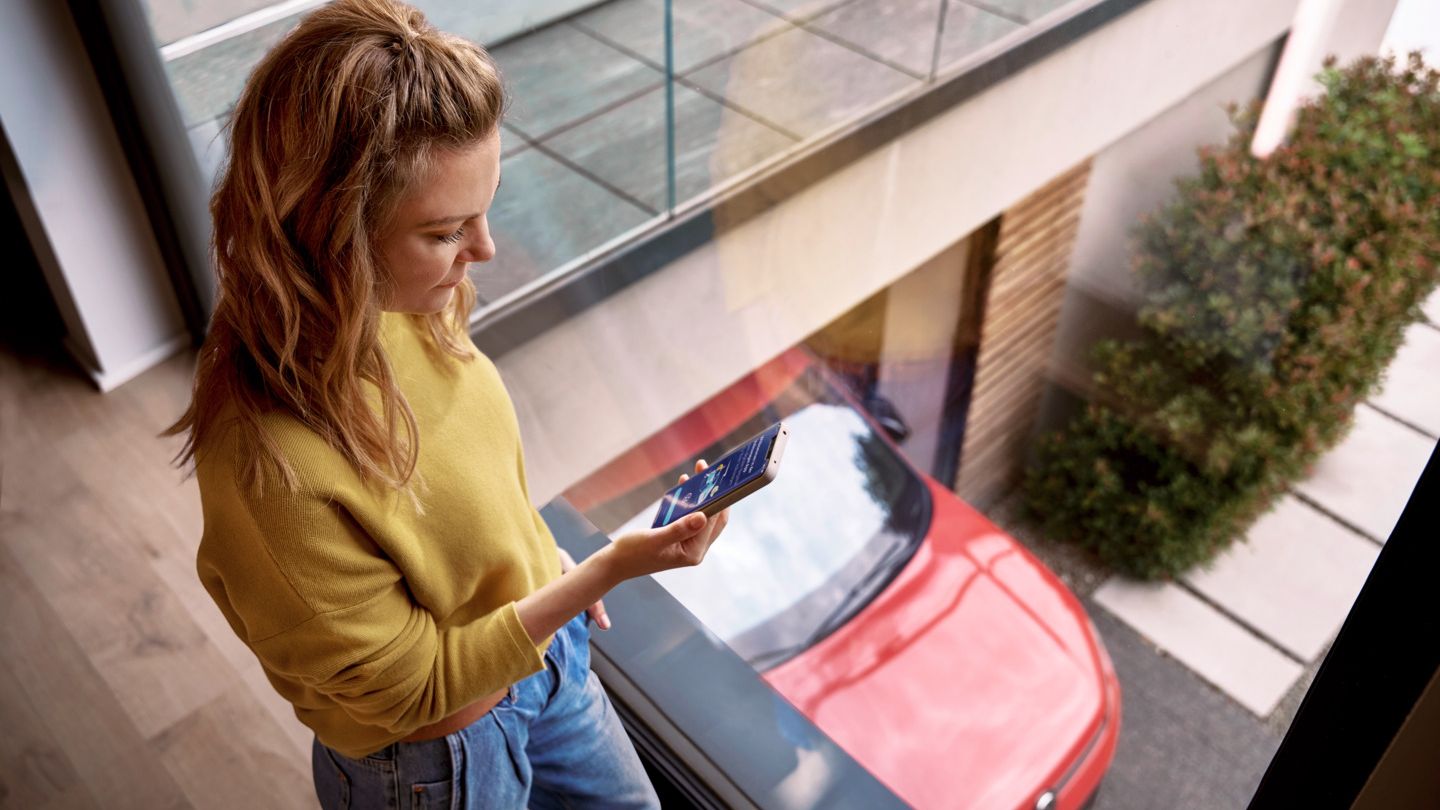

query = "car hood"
[761,480,1109,810]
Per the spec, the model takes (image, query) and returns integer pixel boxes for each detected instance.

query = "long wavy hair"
[167,0,504,497]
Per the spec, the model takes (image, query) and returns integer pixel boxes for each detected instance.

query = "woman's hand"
[557,547,611,630]
[517,459,730,647]
[601,459,731,581]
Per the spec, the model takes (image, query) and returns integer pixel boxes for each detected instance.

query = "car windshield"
[604,370,930,668]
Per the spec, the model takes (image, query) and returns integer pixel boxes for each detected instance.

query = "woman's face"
[377,131,502,314]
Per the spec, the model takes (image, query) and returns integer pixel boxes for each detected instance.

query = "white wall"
[498,0,1309,505]
[1382,0,1440,64]
[1328,0,1409,67]
[0,1,188,392]
[1046,41,1283,395]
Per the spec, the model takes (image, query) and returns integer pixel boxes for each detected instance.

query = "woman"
[167,1,727,807]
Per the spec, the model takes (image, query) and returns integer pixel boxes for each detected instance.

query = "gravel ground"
[985,489,1111,599]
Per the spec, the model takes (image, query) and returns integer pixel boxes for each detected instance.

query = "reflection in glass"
[616,402,925,659]
[564,347,1118,810]
[148,0,1082,308]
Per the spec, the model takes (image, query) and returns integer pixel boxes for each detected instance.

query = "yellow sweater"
[194,313,560,759]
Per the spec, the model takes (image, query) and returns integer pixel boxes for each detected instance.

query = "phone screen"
[652,424,781,528]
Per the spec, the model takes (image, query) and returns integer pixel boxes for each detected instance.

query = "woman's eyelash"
[437,226,466,244]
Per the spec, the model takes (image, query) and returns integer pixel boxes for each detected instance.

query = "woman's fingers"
[678,458,707,485]
[665,512,707,539]
[670,458,716,563]
[588,599,610,630]
[557,547,577,574]
[675,508,726,565]
[705,510,728,546]
[693,508,728,558]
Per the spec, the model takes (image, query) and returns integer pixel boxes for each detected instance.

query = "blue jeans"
[312,613,659,809]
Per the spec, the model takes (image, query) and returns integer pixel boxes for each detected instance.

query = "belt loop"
[444,732,464,810]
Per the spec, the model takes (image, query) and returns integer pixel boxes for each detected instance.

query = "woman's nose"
[460,220,496,264]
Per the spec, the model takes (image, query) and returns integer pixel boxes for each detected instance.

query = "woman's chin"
[386,285,456,315]
[423,286,458,313]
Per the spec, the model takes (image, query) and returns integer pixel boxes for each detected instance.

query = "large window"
[120,0,1440,807]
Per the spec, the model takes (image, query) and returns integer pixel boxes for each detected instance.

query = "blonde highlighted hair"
[167,0,504,495]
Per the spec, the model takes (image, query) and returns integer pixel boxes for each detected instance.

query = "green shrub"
[1024,53,1440,579]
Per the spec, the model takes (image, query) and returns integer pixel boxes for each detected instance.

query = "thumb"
[662,512,707,539]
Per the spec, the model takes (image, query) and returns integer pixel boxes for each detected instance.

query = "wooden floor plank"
[26,352,315,759]
[0,541,190,810]
[152,687,315,810]
[2,446,234,742]
[0,658,99,810]
[1,347,316,807]
[146,536,315,761]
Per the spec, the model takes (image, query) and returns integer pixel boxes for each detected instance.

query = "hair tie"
[388,30,419,53]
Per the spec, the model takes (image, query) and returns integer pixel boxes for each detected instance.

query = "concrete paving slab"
[1182,495,1379,662]
[1294,403,1434,543]
[685,24,919,138]
[476,147,652,304]
[499,124,533,159]
[1371,322,1440,438]
[186,118,226,189]
[805,0,1021,78]
[1094,578,1303,717]
[163,12,300,126]
[571,0,789,74]
[145,0,281,48]
[744,0,867,25]
[968,0,1079,24]
[544,83,794,212]
[491,24,664,139]
[1423,288,1440,325]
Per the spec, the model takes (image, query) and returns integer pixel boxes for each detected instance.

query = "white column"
[1253,0,1406,158]
[1252,0,1345,158]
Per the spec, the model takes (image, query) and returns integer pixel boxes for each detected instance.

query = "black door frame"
[1249,439,1440,808]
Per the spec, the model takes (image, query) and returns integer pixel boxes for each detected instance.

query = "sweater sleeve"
[196,473,547,736]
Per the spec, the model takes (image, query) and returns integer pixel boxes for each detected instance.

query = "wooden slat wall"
[956,160,1091,508]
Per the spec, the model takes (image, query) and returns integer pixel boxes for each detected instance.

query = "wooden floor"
[0,344,316,809]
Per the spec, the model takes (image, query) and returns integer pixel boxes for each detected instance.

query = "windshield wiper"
[748,534,918,672]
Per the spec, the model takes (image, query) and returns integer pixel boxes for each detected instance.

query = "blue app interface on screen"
[652,424,780,528]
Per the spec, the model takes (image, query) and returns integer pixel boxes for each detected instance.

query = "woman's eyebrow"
[418,213,476,228]
[416,172,502,228]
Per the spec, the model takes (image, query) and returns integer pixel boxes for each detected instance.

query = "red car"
[564,347,1120,810]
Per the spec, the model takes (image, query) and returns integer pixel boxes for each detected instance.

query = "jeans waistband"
[347,612,589,765]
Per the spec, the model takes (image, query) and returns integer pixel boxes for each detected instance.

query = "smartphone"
[651,422,788,528]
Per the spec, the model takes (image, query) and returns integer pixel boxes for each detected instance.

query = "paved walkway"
[1093,290,1439,722]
